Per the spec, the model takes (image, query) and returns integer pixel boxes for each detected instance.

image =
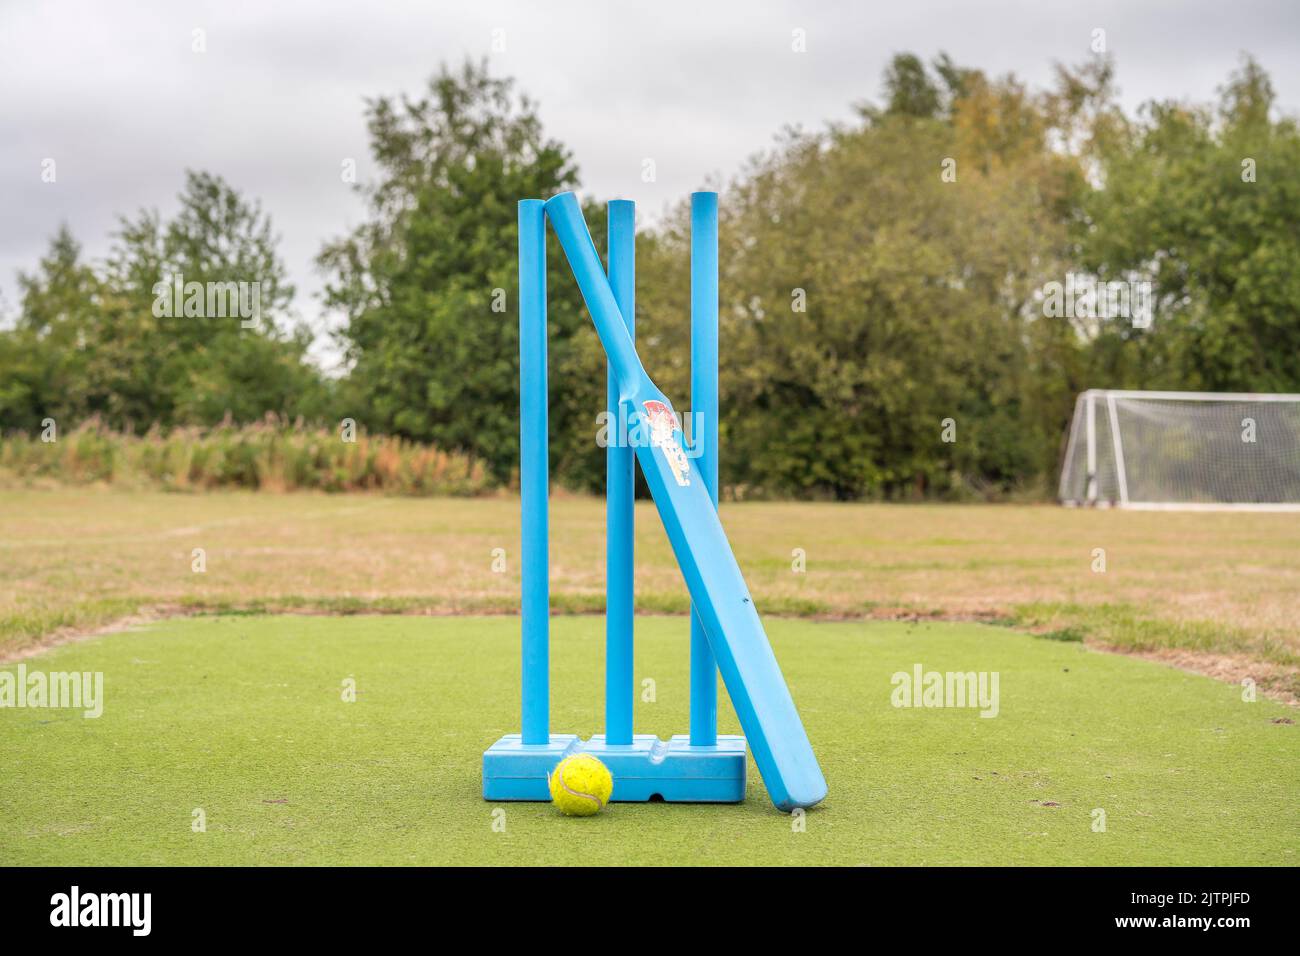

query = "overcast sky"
[2,0,1297,369]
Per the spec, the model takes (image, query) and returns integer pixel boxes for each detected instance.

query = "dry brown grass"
[2,489,1297,696]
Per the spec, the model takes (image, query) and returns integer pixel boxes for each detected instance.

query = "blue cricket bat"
[545,192,827,811]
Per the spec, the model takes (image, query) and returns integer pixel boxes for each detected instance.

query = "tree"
[881,53,942,119]
[105,170,323,426]
[1077,55,1300,393]
[0,173,326,433]
[320,59,603,487]
[0,227,102,427]
[636,56,1082,498]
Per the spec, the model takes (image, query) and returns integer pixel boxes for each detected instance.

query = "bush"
[0,417,494,496]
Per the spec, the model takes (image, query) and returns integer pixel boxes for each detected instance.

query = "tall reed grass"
[0,417,493,495]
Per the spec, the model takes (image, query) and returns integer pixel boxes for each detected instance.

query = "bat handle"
[545,192,649,403]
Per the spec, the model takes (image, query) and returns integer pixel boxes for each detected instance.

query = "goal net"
[1059,390,1300,511]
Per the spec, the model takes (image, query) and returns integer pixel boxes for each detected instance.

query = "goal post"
[1059,389,1300,511]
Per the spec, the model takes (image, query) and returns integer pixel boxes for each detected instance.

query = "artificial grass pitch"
[0,614,1294,866]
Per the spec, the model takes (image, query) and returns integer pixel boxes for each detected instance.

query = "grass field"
[3,614,1295,866]
[2,489,1298,698]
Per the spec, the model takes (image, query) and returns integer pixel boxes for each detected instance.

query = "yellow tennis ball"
[549,754,614,816]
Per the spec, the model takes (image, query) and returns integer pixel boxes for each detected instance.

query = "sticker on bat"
[642,400,691,487]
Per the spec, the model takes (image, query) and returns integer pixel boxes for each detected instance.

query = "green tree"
[881,53,942,119]
[0,173,325,433]
[104,170,324,426]
[1078,55,1300,392]
[321,59,603,487]
[0,227,102,427]
[637,57,1082,498]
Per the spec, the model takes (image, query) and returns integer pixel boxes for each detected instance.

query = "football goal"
[1059,390,1300,511]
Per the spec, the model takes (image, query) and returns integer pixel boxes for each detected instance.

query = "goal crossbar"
[1079,388,1300,403]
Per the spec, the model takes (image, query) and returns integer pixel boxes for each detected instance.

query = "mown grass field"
[3,615,1295,866]
[1,489,1297,696]
[2,490,1297,866]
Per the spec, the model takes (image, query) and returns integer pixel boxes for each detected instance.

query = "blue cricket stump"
[482,192,748,803]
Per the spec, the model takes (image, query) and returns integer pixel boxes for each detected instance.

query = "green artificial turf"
[1,615,1295,865]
